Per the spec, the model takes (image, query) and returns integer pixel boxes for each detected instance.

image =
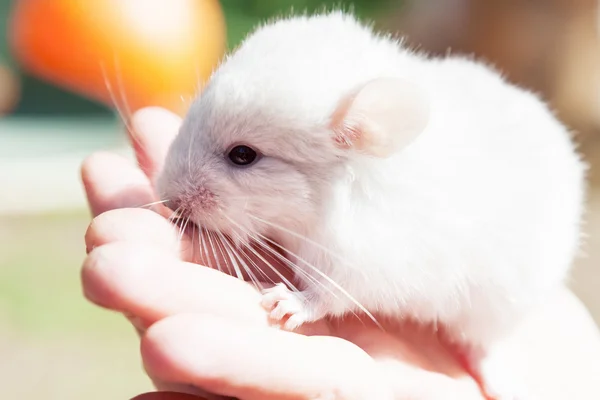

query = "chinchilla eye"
[227,145,260,166]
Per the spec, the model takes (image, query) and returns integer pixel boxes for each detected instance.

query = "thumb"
[130,106,183,181]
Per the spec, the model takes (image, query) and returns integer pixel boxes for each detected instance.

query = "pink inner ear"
[329,89,364,151]
[332,121,361,149]
[329,77,430,158]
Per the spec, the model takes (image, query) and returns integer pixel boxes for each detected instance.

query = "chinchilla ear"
[329,77,429,157]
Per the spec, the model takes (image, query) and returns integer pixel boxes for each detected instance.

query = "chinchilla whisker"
[215,231,244,281]
[204,228,219,272]
[221,232,263,290]
[248,215,382,329]
[247,214,357,270]
[99,60,133,135]
[226,226,276,288]
[137,199,169,209]
[222,214,301,294]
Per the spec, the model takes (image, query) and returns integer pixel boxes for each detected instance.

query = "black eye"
[227,145,259,166]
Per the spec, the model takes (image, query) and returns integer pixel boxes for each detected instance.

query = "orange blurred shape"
[7,0,227,116]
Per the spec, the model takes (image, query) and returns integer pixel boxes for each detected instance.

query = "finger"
[83,207,294,282]
[84,208,185,256]
[143,382,227,400]
[130,106,182,181]
[81,151,158,217]
[141,314,393,400]
[81,241,269,328]
[82,207,236,267]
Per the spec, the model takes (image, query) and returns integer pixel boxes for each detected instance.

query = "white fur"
[157,11,587,353]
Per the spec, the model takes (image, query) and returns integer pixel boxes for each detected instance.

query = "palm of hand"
[81,107,600,400]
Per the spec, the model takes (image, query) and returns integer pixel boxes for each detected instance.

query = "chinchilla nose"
[166,197,196,220]
[165,198,177,211]
[165,198,183,214]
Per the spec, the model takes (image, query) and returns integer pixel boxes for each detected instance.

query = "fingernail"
[124,312,149,333]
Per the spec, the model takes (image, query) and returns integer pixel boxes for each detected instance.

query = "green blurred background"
[1,0,600,399]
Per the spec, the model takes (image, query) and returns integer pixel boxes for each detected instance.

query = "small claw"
[270,303,289,320]
[283,314,307,330]
[270,298,303,320]
[260,283,290,309]
[261,293,279,309]
[260,283,311,328]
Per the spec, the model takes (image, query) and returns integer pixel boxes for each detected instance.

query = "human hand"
[80,107,600,400]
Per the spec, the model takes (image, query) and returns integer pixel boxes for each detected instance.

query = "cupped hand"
[80,107,600,400]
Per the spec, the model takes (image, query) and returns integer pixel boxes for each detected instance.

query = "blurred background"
[1,0,599,399]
